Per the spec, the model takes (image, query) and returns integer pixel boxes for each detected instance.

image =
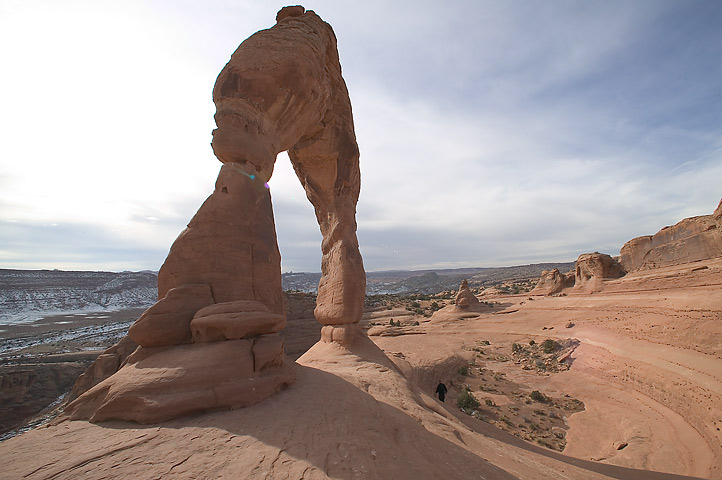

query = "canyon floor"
[1,258,720,479]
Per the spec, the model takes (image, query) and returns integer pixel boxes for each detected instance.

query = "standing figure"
[436,381,448,402]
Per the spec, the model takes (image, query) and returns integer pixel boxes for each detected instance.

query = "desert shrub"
[430,301,440,311]
[481,340,491,346]
[536,438,555,449]
[457,388,480,411]
[512,343,523,353]
[410,301,421,308]
[529,340,536,346]
[530,390,547,402]
[541,339,561,354]
[412,320,419,326]
[501,416,513,426]
[458,366,469,376]
[485,398,495,407]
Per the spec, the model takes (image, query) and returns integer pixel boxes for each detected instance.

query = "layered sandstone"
[66,336,138,403]
[573,253,626,292]
[620,198,722,272]
[63,5,364,424]
[530,268,575,296]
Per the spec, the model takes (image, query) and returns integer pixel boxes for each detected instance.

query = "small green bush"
[530,390,547,402]
[529,340,536,346]
[541,339,561,354]
[512,343,523,353]
[457,388,480,411]
[485,398,495,407]
[458,366,469,376]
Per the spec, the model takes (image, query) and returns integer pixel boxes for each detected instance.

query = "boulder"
[191,300,286,343]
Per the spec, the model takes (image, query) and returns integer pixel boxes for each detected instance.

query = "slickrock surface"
[621,198,722,272]
[63,5,366,423]
[531,268,575,295]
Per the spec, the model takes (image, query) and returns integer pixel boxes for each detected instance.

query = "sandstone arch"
[62,6,365,423]
[159,5,365,334]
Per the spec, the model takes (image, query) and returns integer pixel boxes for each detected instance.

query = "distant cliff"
[0,270,158,324]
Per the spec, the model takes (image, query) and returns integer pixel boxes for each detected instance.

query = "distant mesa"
[620,197,722,272]
[530,268,575,296]
[64,6,365,424]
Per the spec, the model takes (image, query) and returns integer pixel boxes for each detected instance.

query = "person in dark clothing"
[435,381,448,402]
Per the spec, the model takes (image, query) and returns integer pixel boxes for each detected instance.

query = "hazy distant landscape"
[1,263,576,325]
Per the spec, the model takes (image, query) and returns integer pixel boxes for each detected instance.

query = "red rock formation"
[573,253,626,292]
[66,336,138,403]
[620,198,722,272]
[455,279,480,309]
[531,268,575,296]
[63,6,364,423]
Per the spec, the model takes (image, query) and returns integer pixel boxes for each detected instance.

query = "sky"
[1,0,721,273]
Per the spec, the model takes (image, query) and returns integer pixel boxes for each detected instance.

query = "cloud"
[1,0,720,273]
[0,219,165,271]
